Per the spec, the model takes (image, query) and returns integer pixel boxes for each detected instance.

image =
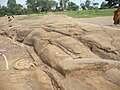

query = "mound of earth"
[0,15,120,90]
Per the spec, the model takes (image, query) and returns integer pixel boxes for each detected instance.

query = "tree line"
[0,0,120,16]
[0,0,79,16]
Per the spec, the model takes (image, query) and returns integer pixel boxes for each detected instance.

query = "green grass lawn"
[63,8,116,18]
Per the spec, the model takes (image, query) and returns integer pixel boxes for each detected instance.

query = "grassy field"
[25,8,116,19]
[63,8,116,18]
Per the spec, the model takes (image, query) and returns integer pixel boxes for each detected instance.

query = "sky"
[0,0,105,7]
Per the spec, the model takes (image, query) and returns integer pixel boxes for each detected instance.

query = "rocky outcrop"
[105,69,120,86]
[0,15,120,90]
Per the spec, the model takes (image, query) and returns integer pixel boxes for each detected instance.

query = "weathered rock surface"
[0,15,120,90]
[105,69,120,86]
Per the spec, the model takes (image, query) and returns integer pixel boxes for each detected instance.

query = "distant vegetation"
[64,8,116,18]
[24,8,116,19]
[0,0,119,17]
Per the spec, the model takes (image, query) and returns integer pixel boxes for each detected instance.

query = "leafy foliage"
[59,0,69,10]
[80,0,99,10]
[7,0,16,8]
[105,0,120,7]
[101,1,107,9]
[5,0,23,15]
[85,0,91,9]
[26,0,57,13]
[67,2,79,11]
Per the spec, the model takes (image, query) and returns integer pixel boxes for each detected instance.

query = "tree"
[39,0,51,13]
[26,0,37,13]
[92,2,99,6]
[50,0,57,10]
[0,5,2,16]
[59,0,63,10]
[80,3,86,10]
[64,0,69,10]
[7,0,16,8]
[101,1,107,9]
[26,0,57,13]
[59,0,69,11]
[12,4,23,15]
[55,2,62,11]
[0,6,9,16]
[105,0,120,7]
[67,2,79,11]
[7,0,24,15]
[92,2,99,9]
[38,0,57,13]
[85,0,91,9]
